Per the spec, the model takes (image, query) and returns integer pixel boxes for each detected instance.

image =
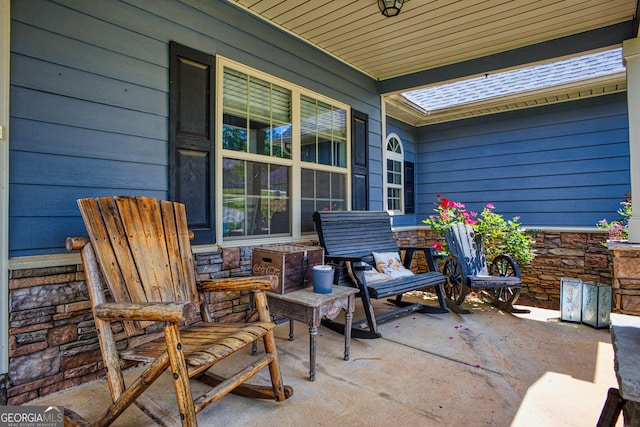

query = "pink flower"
[486,203,495,209]
[431,242,443,252]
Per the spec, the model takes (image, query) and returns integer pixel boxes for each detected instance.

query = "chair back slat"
[79,198,138,304]
[115,197,174,303]
[78,196,200,335]
[161,200,198,303]
[445,223,488,276]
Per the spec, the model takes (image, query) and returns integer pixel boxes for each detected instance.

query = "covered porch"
[26,295,620,426]
[1,2,639,424]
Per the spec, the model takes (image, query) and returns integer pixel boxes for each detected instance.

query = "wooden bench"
[313,211,448,339]
[443,222,525,313]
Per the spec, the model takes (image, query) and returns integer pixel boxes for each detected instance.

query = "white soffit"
[386,48,627,126]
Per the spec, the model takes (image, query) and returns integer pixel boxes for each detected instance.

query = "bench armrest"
[325,254,366,263]
[94,302,196,322]
[352,261,372,271]
[399,245,437,255]
[399,246,439,272]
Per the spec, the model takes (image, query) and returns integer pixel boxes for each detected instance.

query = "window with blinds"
[219,61,349,242]
[299,95,347,232]
[223,68,292,158]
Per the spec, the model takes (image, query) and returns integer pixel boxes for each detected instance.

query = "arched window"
[385,133,404,214]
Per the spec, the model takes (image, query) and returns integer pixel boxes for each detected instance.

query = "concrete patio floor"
[26,293,622,426]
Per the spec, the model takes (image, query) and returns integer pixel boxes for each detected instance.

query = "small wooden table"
[266,286,358,381]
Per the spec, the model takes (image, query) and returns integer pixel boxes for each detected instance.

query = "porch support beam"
[0,0,9,374]
[623,38,640,243]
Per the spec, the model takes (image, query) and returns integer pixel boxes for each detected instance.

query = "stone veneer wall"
[5,246,253,405]
[608,242,640,315]
[0,374,7,405]
[4,230,611,403]
[392,228,612,302]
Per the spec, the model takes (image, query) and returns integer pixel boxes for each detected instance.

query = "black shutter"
[351,110,369,211]
[169,42,215,244]
[404,161,415,214]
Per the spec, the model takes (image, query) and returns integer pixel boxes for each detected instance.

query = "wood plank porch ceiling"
[227,0,636,125]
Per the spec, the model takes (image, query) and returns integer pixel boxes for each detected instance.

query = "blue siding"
[9,0,381,256]
[416,93,630,227]
[8,0,632,255]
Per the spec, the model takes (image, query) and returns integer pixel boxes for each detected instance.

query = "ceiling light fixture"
[378,0,404,17]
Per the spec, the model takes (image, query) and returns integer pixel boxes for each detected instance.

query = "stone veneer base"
[608,242,640,315]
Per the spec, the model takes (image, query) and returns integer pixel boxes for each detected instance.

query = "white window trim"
[385,133,404,215]
[0,0,9,374]
[215,56,351,245]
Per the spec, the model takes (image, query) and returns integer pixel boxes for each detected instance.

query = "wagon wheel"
[488,254,521,306]
[442,256,467,306]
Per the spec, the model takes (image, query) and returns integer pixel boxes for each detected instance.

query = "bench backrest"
[445,223,489,276]
[313,211,399,261]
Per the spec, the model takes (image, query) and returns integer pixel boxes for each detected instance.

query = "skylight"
[402,48,625,113]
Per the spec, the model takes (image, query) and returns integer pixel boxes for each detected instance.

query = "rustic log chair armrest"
[94,301,196,322]
[65,236,90,251]
[197,275,277,293]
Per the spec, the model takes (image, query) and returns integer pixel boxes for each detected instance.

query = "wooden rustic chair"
[442,222,527,313]
[64,196,292,427]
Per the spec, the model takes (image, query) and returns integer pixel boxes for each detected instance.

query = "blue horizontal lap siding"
[416,93,630,227]
[10,1,172,256]
[9,0,380,256]
[10,118,167,163]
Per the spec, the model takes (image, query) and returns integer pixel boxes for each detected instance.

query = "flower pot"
[312,265,334,294]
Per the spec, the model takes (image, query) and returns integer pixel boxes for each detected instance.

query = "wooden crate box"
[252,245,324,294]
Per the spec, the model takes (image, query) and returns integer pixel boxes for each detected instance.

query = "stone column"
[609,242,640,315]
[623,38,640,243]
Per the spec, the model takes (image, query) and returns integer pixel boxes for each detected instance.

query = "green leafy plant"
[423,195,536,266]
[596,194,632,241]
